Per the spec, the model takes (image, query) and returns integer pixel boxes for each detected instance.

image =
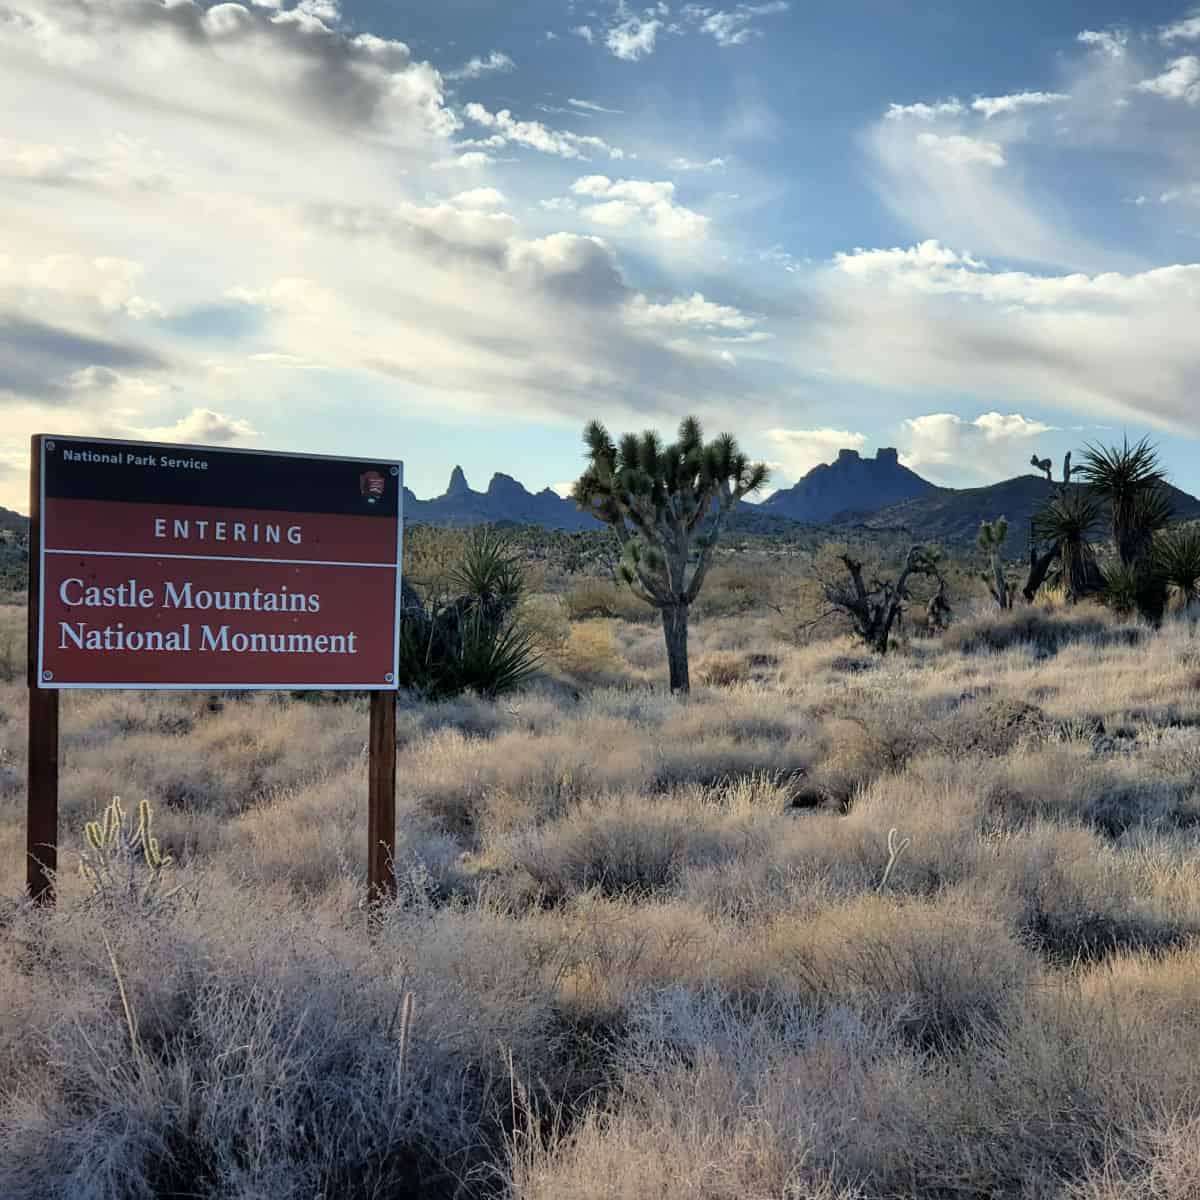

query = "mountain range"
[762,447,935,522]
[402,466,600,530]
[4,453,1200,549]
[834,474,1200,552]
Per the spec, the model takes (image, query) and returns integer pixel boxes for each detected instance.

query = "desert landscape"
[4,491,1200,1196]
[5,0,1200,1194]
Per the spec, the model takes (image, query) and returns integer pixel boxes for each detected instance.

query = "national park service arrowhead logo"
[359,469,386,505]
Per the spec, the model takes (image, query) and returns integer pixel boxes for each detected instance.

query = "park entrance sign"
[26,436,404,903]
[35,437,402,688]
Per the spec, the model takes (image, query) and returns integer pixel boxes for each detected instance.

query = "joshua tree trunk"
[661,603,690,694]
[1023,542,1059,603]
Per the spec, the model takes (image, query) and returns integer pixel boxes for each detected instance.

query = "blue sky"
[2,0,1200,511]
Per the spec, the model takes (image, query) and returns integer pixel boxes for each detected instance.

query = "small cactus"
[80,796,178,912]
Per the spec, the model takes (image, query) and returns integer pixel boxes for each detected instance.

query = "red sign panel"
[34,437,403,689]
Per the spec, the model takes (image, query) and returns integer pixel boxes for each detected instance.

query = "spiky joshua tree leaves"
[572,416,768,693]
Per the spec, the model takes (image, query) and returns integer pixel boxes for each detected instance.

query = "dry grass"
[4,597,1200,1197]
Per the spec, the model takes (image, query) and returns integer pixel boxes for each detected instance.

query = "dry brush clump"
[5,600,1200,1196]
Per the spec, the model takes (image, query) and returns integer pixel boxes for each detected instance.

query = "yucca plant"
[397,529,541,699]
[455,609,542,696]
[572,415,768,693]
[1156,525,1200,614]
[448,526,524,621]
[1101,560,1141,617]
[1076,438,1169,567]
[1031,490,1103,602]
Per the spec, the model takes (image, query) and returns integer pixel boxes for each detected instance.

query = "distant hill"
[404,466,600,530]
[835,473,1200,552]
[761,448,936,522]
[0,505,26,536]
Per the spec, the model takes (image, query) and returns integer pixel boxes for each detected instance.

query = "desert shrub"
[519,593,570,660]
[943,605,1142,657]
[0,604,20,683]
[689,561,768,618]
[810,695,940,808]
[729,892,1036,1047]
[944,697,1052,757]
[557,622,630,686]
[693,652,749,688]
[505,794,766,901]
[0,884,568,1200]
[563,577,648,622]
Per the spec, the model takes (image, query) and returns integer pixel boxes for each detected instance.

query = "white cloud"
[866,94,1108,268]
[606,16,662,60]
[570,175,710,239]
[1159,183,1200,204]
[462,103,625,159]
[0,0,793,513]
[807,241,1200,436]
[451,187,506,208]
[916,132,1006,168]
[22,254,164,319]
[884,99,965,120]
[764,427,868,479]
[135,407,259,445]
[570,25,595,43]
[901,412,1054,476]
[625,291,756,330]
[669,156,726,171]
[568,98,625,114]
[1136,56,1200,103]
[682,2,789,47]
[1159,13,1200,42]
[971,91,1070,119]
[439,151,494,169]
[445,50,515,80]
[1077,28,1128,58]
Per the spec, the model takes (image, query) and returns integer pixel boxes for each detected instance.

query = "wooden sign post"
[26,435,403,904]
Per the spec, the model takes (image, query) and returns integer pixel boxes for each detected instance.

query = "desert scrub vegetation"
[6,598,1200,1196]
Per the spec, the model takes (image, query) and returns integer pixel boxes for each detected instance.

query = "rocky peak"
[445,465,471,497]
[486,473,526,498]
[761,445,936,523]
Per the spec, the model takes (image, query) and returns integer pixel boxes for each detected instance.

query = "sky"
[3,0,1200,512]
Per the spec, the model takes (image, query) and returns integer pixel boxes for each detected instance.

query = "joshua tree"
[572,416,768,693]
[978,518,1015,610]
[1024,450,1085,603]
[817,545,946,655]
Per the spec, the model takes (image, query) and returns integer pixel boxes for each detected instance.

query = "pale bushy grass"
[0,883,567,1199]
[0,603,21,683]
[517,949,1200,1200]
[3,603,1200,1196]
